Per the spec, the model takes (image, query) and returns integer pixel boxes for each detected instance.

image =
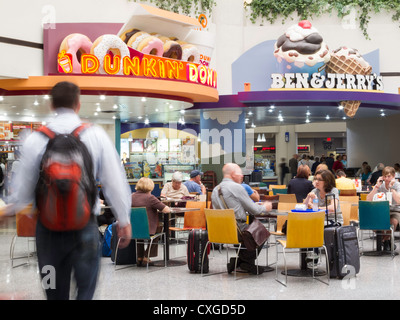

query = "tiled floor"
[1,218,400,300]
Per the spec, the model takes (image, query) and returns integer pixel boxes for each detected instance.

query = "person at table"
[241,182,260,202]
[332,155,344,174]
[361,165,372,185]
[161,171,190,200]
[184,170,206,195]
[211,163,272,275]
[335,170,356,190]
[368,163,384,185]
[304,169,342,225]
[287,165,313,203]
[367,166,400,251]
[132,177,171,266]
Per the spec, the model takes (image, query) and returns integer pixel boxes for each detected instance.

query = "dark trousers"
[36,218,100,300]
[237,232,264,265]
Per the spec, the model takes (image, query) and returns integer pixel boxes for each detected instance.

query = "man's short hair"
[336,170,346,177]
[50,81,80,109]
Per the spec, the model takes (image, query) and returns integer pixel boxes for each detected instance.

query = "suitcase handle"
[325,192,337,224]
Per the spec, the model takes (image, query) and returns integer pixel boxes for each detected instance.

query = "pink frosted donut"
[59,33,93,73]
[136,36,164,56]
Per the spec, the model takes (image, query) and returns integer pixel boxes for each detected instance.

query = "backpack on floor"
[35,124,97,231]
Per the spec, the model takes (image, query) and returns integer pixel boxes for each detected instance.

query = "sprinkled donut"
[136,36,164,56]
[120,28,141,44]
[181,44,200,63]
[90,34,129,75]
[163,40,182,60]
[59,33,93,73]
[127,31,151,50]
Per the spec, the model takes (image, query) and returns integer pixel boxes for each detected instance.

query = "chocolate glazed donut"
[277,33,323,55]
[122,29,141,44]
[162,41,182,60]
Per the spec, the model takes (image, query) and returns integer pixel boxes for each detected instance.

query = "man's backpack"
[35,124,97,231]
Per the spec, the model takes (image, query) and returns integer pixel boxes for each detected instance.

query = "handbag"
[217,186,270,251]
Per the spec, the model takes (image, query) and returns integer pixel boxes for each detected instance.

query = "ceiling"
[0,93,399,128]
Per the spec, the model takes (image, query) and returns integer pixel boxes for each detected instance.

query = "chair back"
[269,185,286,195]
[286,211,325,249]
[340,202,352,226]
[130,207,150,239]
[184,201,207,229]
[275,202,297,233]
[272,188,288,195]
[339,189,357,196]
[360,194,367,201]
[278,193,297,203]
[339,196,359,204]
[260,195,279,209]
[205,209,239,245]
[16,205,37,237]
[358,200,391,230]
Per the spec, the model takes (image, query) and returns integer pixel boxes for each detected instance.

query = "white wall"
[347,114,400,168]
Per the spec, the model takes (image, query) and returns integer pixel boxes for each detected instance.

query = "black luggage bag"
[187,229,209,273]
[323,193,360,279]
[110,222,136,265]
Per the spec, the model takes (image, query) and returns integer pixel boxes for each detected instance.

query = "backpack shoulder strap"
[37,126,56,139]
[71,123,92,138]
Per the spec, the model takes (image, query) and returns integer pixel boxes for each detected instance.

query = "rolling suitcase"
[187,229,209,273]
[324,193,360,278]
[110,222,136,265]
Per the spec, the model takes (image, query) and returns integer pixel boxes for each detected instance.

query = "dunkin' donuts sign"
[57,33,217,88]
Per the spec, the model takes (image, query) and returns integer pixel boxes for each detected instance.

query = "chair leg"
[201,241,211,277]
[10,233,17,267]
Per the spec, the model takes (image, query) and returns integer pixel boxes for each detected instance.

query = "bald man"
[211,163,272,275]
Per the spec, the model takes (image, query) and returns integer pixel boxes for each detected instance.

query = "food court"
[1,0,400,301]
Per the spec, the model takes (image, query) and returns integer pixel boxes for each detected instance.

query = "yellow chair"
[269,185,286,196]
[278,194,297,203]
[275,211,329,287]
[339,196,359,224]
[360,194,368,201]
[340,202,352,226]
[203,209,261,279]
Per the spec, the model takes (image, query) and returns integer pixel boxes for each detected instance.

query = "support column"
[275,125,297,184]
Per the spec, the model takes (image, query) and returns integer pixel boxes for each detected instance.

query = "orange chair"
[278,194,297,203]
[169,201,207,244]
[10,205,38,268]
[339,189,357,196]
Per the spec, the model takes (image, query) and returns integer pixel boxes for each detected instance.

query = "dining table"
[153,206,201,267]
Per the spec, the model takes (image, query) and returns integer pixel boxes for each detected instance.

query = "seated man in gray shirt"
[211,163,272,275]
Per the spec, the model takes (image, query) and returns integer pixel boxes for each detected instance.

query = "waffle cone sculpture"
[326,47,372,117]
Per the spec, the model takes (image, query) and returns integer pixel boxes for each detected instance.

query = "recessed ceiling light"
[138,116,143,119]
[94,112,98,116]
[306,111,311,116]
[141,97,146,102]
[270,105,275,109]
[248,111,253,115]
[113,104,118,109]
[326,115,330,120]
[43,95,49,100]
[0,97,3,101]
[338,105,344,110]
[144,118,149,125]
[155,109,159,112]
[180,109,185,114]
[381,112,385,117]
[33,100,39,106]
[268,109,273,113]
[342,116,346,120]
[100,95,106,100]
[112,115,117,119]
[96,106,101,112]
[305,118,310,123]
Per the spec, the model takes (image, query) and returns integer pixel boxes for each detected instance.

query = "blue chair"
[115,207,167,271]
[358,201,395,257]
[272,188,288,195]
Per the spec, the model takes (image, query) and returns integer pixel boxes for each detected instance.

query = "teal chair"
[272,188,288,195]
[358,201,395,257]
[115,207,167,271]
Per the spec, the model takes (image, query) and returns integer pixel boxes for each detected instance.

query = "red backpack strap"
[71,123,92,138]
[37,126,56,139]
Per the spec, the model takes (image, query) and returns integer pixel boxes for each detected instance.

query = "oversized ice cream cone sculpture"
[327,47,372,117]
[340,100,360,118]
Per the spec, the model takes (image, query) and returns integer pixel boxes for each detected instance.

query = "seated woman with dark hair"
[287,165,314,203]
[304,169,342,224]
